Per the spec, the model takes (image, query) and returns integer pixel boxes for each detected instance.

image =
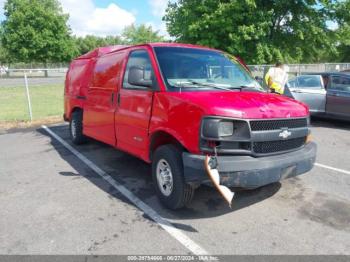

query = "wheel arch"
[68,106,83,121]
[149,130,188,162]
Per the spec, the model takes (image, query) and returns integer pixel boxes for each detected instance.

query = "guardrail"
[0,68,68,78]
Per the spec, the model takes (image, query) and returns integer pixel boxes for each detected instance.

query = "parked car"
[64,43,317,209]
[286,72,350,120]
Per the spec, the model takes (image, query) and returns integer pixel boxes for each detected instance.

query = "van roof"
[76,43,219,59]
[77,45,129,59]
[146,42,216,50]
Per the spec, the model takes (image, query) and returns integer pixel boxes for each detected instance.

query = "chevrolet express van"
[64,43,317,209]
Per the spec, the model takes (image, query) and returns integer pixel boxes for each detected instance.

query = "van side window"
[329,76,350,92]
[123,50,153,89]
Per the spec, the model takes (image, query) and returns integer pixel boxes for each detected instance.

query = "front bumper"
[183,142,317,188]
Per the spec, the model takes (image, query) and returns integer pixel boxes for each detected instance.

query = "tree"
[337,27,350,62]
[74,35,123,57]
[0,45,7,64]
[122,24,165,45]
[73,24,165,57]
[1,0,76,64]
[0,26,7,64]
[333,0,350,62]
[164,0,337,64]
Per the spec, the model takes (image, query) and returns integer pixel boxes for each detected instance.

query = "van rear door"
[114,49,155,158]
[83,52,126,146]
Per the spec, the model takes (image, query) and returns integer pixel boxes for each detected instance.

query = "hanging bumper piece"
[204,155,235,207]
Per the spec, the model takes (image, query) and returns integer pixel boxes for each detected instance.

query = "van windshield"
[154,47,262,91]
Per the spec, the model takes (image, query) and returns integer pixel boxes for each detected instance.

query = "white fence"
[0,67,68,78]
[248,63,350,78]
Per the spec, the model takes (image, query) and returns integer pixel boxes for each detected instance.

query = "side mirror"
[128,66,153,88]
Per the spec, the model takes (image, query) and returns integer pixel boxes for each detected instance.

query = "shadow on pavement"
[311,116,350,131]
[160,183,281,220]
[37,125,281,223]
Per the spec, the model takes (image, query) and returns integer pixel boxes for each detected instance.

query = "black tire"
[70,110,87,145]
[152,145,195,210]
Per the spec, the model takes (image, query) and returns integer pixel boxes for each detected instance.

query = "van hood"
[168,91,309,119]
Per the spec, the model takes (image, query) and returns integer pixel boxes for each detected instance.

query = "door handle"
[117,93,121,106]
[111,92,115,104]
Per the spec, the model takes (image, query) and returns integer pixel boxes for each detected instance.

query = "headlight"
[202,118,236,139]
[218,121,234,137]
[200,117,251,153]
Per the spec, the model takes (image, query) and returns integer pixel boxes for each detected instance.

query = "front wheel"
[152,145,195,210]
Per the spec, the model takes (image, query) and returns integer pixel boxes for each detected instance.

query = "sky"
[0,0,170,37]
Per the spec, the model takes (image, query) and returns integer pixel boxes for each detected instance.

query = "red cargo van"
[64,43,317,209]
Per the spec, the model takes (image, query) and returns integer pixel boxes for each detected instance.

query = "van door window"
[123,50,154,90]
[329,75,350,93]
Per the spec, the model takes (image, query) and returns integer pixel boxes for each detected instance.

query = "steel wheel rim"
[156,159,173,197]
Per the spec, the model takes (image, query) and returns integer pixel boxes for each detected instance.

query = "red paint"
[84,50,127,145]
[64,43,309,162]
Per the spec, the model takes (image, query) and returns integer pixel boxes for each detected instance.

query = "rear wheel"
[70,110,87,145]
[152,145,195,210]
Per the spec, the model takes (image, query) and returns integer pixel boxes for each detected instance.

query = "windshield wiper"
[173,80,234,92]
[173,81,258,92]
[237,85,266,92]
[233,85,256,90]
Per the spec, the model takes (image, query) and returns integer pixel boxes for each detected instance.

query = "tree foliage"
[74,35,123,56]
[0,45,7,63]
[1,0,76,63]
[333,0,350,62]
[72,24,165,57]
[0,26,7,63]
[164,0,340,64]
[122,24,165,45]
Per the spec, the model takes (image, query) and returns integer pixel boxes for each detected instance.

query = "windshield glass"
[154,47,262,91]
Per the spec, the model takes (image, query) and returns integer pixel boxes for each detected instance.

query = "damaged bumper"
[183,142,317,189]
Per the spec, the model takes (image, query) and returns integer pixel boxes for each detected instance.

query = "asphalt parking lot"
[0,118,350,255]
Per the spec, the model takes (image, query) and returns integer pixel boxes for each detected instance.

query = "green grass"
[0,85,64,121]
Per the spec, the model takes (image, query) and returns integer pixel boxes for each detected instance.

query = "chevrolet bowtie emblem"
[279,129,292,139]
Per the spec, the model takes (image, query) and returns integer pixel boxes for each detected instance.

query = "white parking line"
[42,125,209,256]
[315,163,350,175]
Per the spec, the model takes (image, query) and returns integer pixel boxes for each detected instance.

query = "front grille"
[253,137,306,154]
[250,118,307,131]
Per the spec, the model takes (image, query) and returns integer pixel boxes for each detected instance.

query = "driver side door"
[114,49,155,158]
